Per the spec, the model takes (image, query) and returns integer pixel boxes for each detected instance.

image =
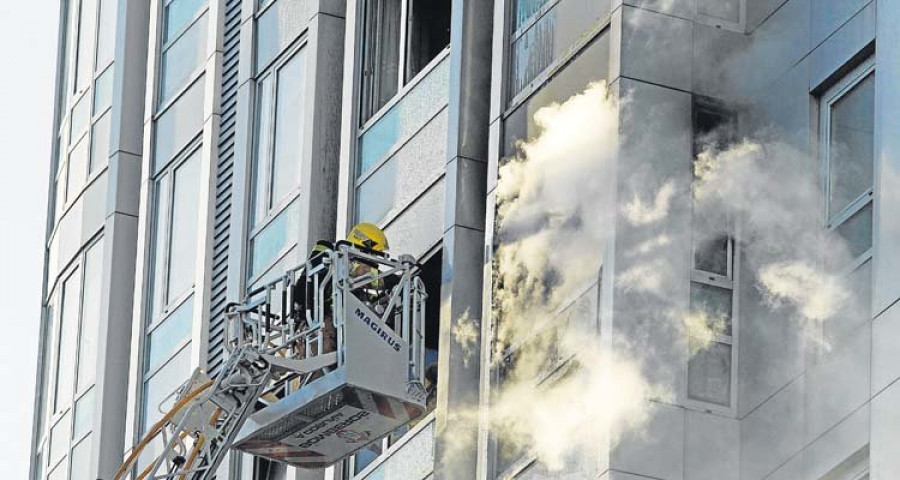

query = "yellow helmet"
[347,223,389,252]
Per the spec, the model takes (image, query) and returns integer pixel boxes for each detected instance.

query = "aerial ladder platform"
[114,241,428,479]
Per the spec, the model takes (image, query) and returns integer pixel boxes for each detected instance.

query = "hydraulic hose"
[113,379,215,480]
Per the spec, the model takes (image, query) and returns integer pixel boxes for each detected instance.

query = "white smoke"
[491,82,670,471]
[693,139,857,326]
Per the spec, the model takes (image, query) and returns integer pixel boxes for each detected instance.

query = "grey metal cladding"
[208,0,242,374]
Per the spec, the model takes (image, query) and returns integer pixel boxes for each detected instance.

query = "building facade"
[29,0,900,480]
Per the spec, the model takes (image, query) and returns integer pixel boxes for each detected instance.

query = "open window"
[687,97,739,411]
[359,0,451,123]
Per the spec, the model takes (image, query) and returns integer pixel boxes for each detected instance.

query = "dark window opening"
[405,0,452,81]
[419,249,442,412]
[692,97,737,158]
[360,0,451,123]
[253,457,285,480]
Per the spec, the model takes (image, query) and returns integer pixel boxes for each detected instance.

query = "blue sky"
[0,1,58,477]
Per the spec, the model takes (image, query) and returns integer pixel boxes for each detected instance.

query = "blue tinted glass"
[72,388,95,439]
[153,76,205,173]
[71,92,91,141]
[513,0,551,30]
[146,298,193,372]
[164,0,207,42]
[142,345,191,433]
[249,201,298,279]
[89,112,111,173]
[357,56,449,174]
[93,66,113,114]
[160,13,208,105]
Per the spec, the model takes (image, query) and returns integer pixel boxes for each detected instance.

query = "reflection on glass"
[89,112,111,174]
[164,0,207,42]
[835,202,873,260]
[69,435,92,480]
[70,93,91,141]
[510,8,556,96]
[356,150,398,224]
[271,50,306,207]
[513,0,552,30]
[252,71,274,225]
[687,340,731,406]
[48,461,67,480]
[503,30,610,154]
[167,153,200,303]
[507,0,610,101]
[56,270,82,411]
[356,109,447,226]
[93,66,114,114]
[354,442,382,473]
[151,174,172,318]
[153,76,205,172]
[77,241,103,391]
[95,0,116,69]
[159,13,208,105]
[829,73,874,219]
[690,281,732,336]
[74,0,97,94]
[49,412,71,467]
[67,137,89,200]
[142,344,191,433]
[73,388,94,440]
[146,298,193,372]
[249,201,298,279]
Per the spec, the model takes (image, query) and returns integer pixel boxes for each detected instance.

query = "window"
[158,0,208,106]
[687,98,738,409]
[248,47,307,281]
[359,0,451,123]
[820,60,875,344]
[38,239,103,480]
[823,65,875,231]
[73,0,97,96]
[149,148,201,321]
[52,0,117,226]
[507,0,610,103]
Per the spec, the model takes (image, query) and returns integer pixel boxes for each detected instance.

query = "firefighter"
[346,223,392,312]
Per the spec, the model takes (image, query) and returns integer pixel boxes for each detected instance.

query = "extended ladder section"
[115,242,428,480]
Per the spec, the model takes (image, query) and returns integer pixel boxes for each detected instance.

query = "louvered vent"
[208,0,242,374]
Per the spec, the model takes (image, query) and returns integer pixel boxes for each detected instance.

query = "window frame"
[51,0,116,230]
[147,140,203,329]
[685,98,740,415]
[820,58,876,253]
[357,0,451,125]
[245,41,309,285]
[685,239,740,414]
[155,0,210,110]
[37,236,104,480]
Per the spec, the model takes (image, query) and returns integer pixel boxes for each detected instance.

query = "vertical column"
[433,0,493,479]
[93,0,150,477]
[870,2,900,479]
